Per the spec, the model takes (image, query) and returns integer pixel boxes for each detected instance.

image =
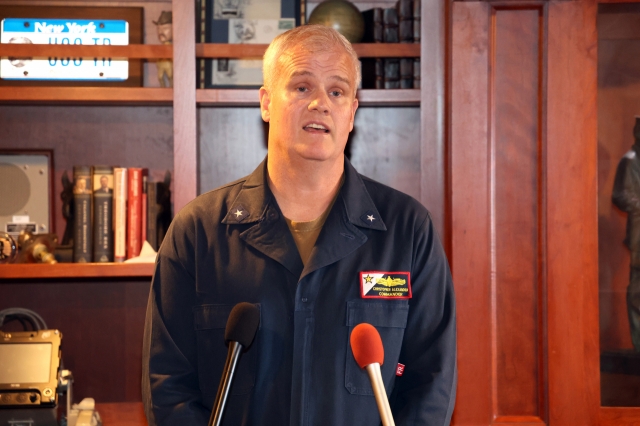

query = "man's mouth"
[303,123,330,134]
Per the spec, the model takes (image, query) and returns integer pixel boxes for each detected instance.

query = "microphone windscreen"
[350,323,384,368]
[224,302,260,347]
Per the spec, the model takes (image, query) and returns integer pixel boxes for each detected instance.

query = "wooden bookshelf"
[0,263,154,279]
[0,43,420,107]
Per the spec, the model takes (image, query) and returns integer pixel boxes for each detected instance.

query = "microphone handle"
[365,363,396,426]
[208,341,243,426]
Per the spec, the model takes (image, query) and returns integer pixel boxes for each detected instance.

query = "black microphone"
[208,302,260,426]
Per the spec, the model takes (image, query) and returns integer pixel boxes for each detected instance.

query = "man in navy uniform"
[143,24,456,425]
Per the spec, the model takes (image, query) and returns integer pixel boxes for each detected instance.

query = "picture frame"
[202,0,301,88]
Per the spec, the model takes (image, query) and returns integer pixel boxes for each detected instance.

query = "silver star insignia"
[234,209,244,218]
[367,215,375,222]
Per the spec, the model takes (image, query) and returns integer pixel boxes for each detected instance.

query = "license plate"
[0,18,129,81]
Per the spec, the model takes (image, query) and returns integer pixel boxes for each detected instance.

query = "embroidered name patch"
[360,271,412,299]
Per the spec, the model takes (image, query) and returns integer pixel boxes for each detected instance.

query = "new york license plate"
[0,18,129,81]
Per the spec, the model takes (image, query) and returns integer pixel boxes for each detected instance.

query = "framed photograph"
[0,6,143,87]
[203,0,301,88]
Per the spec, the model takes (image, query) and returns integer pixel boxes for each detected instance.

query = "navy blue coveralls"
[142,158,457,425]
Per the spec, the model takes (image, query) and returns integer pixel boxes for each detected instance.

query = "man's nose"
[308,90,330,114]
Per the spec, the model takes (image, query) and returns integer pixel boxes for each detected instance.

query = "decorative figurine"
[154,11,173,88]
[60,170,74,246]
[613,116,640,351]
[15,230,58,264]
[0,232,17,264]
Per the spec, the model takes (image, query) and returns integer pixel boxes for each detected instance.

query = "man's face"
[100,176,108,189]
[259,44,358,164]
[157,23,172,44]
[234,21,256,42]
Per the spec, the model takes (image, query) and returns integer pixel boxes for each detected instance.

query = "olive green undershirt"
[284,175,344,266]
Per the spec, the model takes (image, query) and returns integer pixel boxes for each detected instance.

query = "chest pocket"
[344,300,409,395]
[193,304,260,403]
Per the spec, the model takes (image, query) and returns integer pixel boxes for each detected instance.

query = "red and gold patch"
[360,271,412,299]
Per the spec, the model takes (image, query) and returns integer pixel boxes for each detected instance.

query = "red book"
[127,168,147,258]
[141,173,148,245]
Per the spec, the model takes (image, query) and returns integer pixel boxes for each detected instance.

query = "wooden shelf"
[0,87,419,106]
[357,89,421,106]
[196,43,421,58]
[0,87,172,105]
[0,43,420,60]
[0,44,171,59]
[197,88,420,106]
[0,263,154,279]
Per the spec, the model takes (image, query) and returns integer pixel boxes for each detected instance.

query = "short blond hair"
[263,24,361,92]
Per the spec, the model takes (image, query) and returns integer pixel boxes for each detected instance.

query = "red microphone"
[350,323,396,426]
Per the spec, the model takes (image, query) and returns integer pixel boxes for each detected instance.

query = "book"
[141,173,148,245]
[383,7,400,89]
[156,171,173,249]
[384,60,401,89]
[361,7,383,43]
[413,58,420,89]
[383,7,399,43]
[127,168,147,259]
[92,166,114,262]
[398,0,413,43]
[72,166,92,263]
[413,0,421,43]
[113,167,128,262]
[400,58,414,89]
[146,180,158,251]
[361,8,384,89]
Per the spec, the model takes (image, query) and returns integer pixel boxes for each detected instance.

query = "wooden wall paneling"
[451,2,493,424]
[172,0,197,214]
[0,280,150,403]
[491,4,545,421]
[452,0,599,423]
[546,0,599,424]
[421,0,447,241]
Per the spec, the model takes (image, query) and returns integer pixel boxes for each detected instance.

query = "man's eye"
[330,90,342,97]
[297,87,308,92]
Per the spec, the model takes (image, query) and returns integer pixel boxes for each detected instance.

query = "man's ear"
[349,97,359,132]
[259,87,271,122]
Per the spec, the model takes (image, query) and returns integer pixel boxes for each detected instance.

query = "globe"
[308,0,365,43]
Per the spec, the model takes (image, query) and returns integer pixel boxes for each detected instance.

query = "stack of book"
[72,166,172,263]
[361,0,420,89]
